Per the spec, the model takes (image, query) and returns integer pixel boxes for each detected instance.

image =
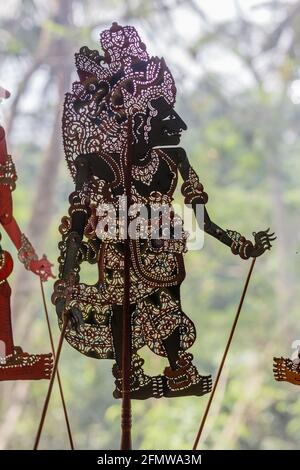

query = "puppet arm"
[52,155,91,328]
[0,126,54,280]
[169,147,275,259]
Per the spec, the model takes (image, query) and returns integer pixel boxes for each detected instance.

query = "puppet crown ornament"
[63,22,176,181]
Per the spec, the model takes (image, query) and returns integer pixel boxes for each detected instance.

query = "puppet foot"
[112,356,166,400]
[163,353,212,397]
[273,356,300,386]
[0,347,53,381]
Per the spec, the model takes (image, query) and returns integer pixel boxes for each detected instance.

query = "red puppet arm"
[0,125,54,281]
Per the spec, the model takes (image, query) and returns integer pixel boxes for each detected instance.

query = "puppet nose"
[172,110,187,130]
[0,87,11,100]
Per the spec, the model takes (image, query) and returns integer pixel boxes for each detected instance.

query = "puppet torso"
[71,148,188,306]
[81,148,178,204]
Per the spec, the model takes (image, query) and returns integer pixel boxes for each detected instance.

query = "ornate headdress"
[63,23,177,180]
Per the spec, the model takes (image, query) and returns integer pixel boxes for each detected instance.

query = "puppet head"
[63,22,186,179]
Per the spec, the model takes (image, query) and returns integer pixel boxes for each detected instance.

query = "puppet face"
[133,97,187,158]
[148,97,187,146]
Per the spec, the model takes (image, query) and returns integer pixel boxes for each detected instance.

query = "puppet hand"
[29,255,55,281]
[247,228,276,258]
[55,299,84,333]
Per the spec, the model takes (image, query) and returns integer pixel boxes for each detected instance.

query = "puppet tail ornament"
[192,258,256,450]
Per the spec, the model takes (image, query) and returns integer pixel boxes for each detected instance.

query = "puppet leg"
[161,326,212,397]
[0,280,53,381]
[111,303,165,399]
[157,285,212,398]
[0,280,14,357]
[163,347,212,397]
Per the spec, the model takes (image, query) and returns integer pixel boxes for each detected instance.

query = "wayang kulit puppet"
[0,86,54,381]
[52,23,275,401]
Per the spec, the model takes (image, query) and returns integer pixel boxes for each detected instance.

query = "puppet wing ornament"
[0,86,55,381]
[52,22,275,411]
